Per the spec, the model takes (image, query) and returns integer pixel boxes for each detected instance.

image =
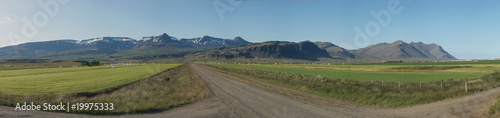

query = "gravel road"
[0,64,499,118]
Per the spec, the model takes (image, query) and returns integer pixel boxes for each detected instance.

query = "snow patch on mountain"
[139,36,178,42]
[179,37,226,45]
[204,39,224,45]
[140,36,154,42]
[77,37,136,45]
[64,40,78,44]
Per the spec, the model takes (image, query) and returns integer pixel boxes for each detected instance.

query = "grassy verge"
[0,64,209,114]
[489,96,500,117]
[205,64,500,108]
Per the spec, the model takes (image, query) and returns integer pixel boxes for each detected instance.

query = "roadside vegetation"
[0,63,209,114]
[204,64,500,108]
[489,96,500,117]
[69,64,209,114]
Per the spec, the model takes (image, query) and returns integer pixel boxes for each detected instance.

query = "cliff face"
[204,41,331,61]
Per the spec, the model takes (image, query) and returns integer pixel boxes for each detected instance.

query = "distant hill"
[0,33,251,59]
[179,36,251,49]
[409,42,456,59]
[313,42,355,59]
[189,41,331,61]
[353,40,456,60]
[187,40,456,61]
[0,40,83,59]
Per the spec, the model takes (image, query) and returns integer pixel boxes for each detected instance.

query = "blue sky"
[0,0,499,59]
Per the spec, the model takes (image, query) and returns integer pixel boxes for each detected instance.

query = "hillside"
[0,33,251,59]
[179,36,251,49]
[313,42,355,59]
[0,33,457,61]
[353,40,456,60]
[187,40,456,61]
[190,41,331,61]
[409,42,456,59]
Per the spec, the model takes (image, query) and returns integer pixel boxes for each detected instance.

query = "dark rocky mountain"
[136,33,251,49]
[0,37,137,59]
[313,42,355,58]
[193,41,331,61]
[0,40,82,59]
[138,33,180,44]
[353,40,456,59]
[78,37,137,50]
[0,33,251,59]
[409,42,456,59]
[179,36,252,49]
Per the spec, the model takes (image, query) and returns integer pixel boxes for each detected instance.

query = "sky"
[0,0,499,59]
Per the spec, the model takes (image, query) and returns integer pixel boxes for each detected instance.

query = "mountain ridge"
[0,33,251,59]
[353,40,456,59]
[188,41,331,61]
[0,34,457,61]
[313,42,355,59]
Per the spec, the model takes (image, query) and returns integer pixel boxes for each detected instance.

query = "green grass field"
[0,63,209,114]
[214,61,500,82]
[0,63,180,95]
[205,63,500,108]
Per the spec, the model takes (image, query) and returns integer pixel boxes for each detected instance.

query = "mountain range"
[188,41,331,61]
[0,33,250,59]
[0,33,456,61]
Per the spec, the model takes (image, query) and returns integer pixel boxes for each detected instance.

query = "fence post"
[420,82,422,88]
[398,81,401,89]
[382,80,384,86]
[441,82,443,88]
[465,81,468,93]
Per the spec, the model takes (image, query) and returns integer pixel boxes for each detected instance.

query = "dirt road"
[1,64,499,117]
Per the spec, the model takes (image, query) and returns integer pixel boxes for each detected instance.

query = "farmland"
[0,63,210,114]
[204,61,500,108]
[0,63,180,95]
[213,61,500,82]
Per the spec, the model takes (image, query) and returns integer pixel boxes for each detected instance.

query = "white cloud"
[0,16,13,25]
[6,16,12,22]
